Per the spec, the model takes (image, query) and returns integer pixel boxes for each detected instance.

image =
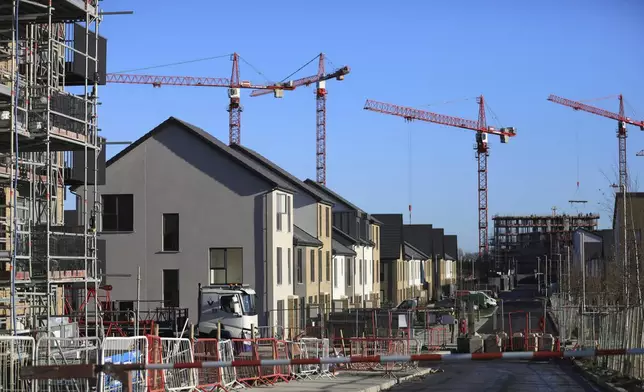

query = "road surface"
[478,285,557,336]
[394,360,601,391]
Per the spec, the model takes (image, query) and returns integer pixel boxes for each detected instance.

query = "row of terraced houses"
[73,117,459,330]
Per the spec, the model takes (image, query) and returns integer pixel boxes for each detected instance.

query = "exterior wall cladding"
[90,122,292,327]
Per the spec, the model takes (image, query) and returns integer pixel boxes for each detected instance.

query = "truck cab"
[197,283,259,339]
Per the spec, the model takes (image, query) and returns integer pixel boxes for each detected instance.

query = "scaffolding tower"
[492,213,600,272]
[0,0,104,338]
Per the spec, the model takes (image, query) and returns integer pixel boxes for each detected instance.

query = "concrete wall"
[88,123,284,326]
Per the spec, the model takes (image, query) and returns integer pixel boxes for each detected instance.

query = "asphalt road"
[478,285,557,336]
[392,360,601,392]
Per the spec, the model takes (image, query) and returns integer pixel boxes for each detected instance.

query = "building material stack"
[0,0,106,338]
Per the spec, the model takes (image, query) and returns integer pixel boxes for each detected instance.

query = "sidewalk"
[245,368,437,392]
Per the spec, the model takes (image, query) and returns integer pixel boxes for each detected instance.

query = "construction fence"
[263,306,456,351]
[551,294,644,380]
[0,335,424,392]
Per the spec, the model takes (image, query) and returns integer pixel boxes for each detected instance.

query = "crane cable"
[408,126,413,225]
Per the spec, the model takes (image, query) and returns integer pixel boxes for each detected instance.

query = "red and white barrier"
[136,348,644,371]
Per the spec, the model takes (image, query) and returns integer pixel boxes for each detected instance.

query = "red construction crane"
[249,53,350,185]
[105,53,295,145]
[364,97,517,260]
[547,94,644,192]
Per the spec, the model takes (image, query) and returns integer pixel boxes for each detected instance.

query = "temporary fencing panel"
[230,338,261,387]
[218,340,241,389]
[299,338,333,378]
[101,336,148,392]
[160,338,197,392]
[35,336,101,392]
[0,336,35,392]
[193,339,223,391]
[255,338,289,383]
[146,336,165,392]
[287,340,313,380]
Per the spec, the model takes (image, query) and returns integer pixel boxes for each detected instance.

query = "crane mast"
[364,97,516,261]
[249,53,350,185]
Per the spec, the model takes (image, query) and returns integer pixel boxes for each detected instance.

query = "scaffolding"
[0,0,104,340]
[492,213,600,273]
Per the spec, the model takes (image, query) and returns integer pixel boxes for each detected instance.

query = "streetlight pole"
[537,256,541,292]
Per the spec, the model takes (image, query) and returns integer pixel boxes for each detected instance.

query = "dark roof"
[431,228,445,259]
[403,224,433,257]
[332,239,356,256]
[294,225,323,247]
[404,241,429,260]
[333,226,359,247]
[369,215,383,225]
[105,117,295,193]
[443,235,458,261]
[445,253,455,261]
[372,214,404,260]
[231,145,333,206]
[304,180,365,213]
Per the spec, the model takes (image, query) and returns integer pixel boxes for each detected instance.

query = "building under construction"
[0,0,106,340]
[492,212,599,274]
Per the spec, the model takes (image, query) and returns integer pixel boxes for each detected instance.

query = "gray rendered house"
[76,117,298,327]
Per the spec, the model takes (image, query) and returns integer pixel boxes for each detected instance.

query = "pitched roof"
[372,214,404,260]
[332,239,356,256]
[404,241,429,260]
[231,145,333,205]
[293,225,323,247]
[369,215,383,225]
[106,117,294,193]
[304,180,365,213]
[403,224,433,257]
[333,226,359,246]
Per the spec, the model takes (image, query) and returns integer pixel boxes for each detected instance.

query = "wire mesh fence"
[551,293,644,380]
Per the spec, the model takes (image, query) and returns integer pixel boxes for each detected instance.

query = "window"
[333,258,338,288]
[310,249,315,282]
[162,213,179,251]
[296,249,303,284]
[325,207,330,237]
[102,194,134,232]
[359,259,363,284]
[319,206,322,236]
[346,258,352,286]
[380,262,384,282]
[276,300,285,327]
[326,251,330,282]
[318,250,322,281]
[163,269,180,307]
[209,248,243,284]
[277,247,283,285]
[287,248,292,285]
[276,194,286,231]
[372,260,376,283]
[375,227,379,249]
[287,196,291,231]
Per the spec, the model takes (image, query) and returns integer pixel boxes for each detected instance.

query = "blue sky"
[95,0,644,252]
